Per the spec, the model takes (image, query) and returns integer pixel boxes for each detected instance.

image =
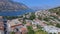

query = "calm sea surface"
[0,9,35,16]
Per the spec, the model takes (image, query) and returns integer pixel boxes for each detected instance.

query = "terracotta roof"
[0,27,4,30]
[11,24,22,28]
[26,23,31,26]
[20,27,27,31]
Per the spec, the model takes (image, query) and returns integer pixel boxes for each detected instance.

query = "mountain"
[0,0,28,11]
[30,6,52,11]
[49,7,60,16]
[30,7,43,11]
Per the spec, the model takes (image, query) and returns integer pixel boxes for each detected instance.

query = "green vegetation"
[29,13,36,20]
[49,33,52,34]
[52,16,60,21]
[56,23,60,28]
[35,30,48,34]
[4,16,24,20]
[23,19,26,24]
[49,7,60,16]
[4,16,18,20]
[27,26,35,34]
[10,32,15,34]
[37,24,43,29]
[50,15,58,19]
[54,33,56,34]
[38,16,42,20]
[27,25,47,34]
[46,22,54,26]
[43,17,49,21]
[49,33,56,34]
[28,30,35,34]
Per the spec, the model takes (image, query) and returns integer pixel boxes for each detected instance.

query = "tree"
[37,24,42,29]
[49,33,52,34]
[29,13,36,20]
[10,32,15,34]
[54,33,56,34]
[27,26,35,34]
[56,23,60,28]
[43,17,49,21]
[4,16,18,20]
[22,19,26,24]
[38,16,42,20]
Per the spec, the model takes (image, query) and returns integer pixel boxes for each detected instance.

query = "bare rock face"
[0,0,28,11]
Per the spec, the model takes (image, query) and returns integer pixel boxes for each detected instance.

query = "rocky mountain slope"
[0,0,28,11]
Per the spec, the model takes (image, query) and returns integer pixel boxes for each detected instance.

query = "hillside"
[0,0,28,11]
[49,7,60,16]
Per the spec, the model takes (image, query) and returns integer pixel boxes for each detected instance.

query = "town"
[0,0,60,34]
[0,10,60,34]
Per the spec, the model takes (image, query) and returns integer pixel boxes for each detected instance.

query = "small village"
[0,10,60,34]
[0,0,60,34]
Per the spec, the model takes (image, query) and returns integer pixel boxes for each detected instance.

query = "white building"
[7,19,22,32]
[43,25,60,34]
[35,10,51,18]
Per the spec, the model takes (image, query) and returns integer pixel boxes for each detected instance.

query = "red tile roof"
[20,27,27,31]
[0,27,4,30]
[11,24,22,28]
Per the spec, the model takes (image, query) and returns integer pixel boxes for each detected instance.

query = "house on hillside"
[35,10,51,18]
[0,16,6,34]
[43,25,60,34]
[7,19,28,34]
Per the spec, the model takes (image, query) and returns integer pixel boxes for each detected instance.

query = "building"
[43,25,60,34]
[20,27,27,34]
[0,16,4,34]
[7,19,28,34]
[35,10,51,18]
[7,19,22,31]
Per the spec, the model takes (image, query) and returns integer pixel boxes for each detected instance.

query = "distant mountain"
[30,7,43,11]
[49,6,60,15]
[0,0,28,11]
[30,6,52,11]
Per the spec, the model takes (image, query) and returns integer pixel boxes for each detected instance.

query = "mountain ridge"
[49,6,60,16]
[0,0,28,11]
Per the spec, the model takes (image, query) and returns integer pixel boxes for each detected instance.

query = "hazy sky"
[13,0,60,8]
